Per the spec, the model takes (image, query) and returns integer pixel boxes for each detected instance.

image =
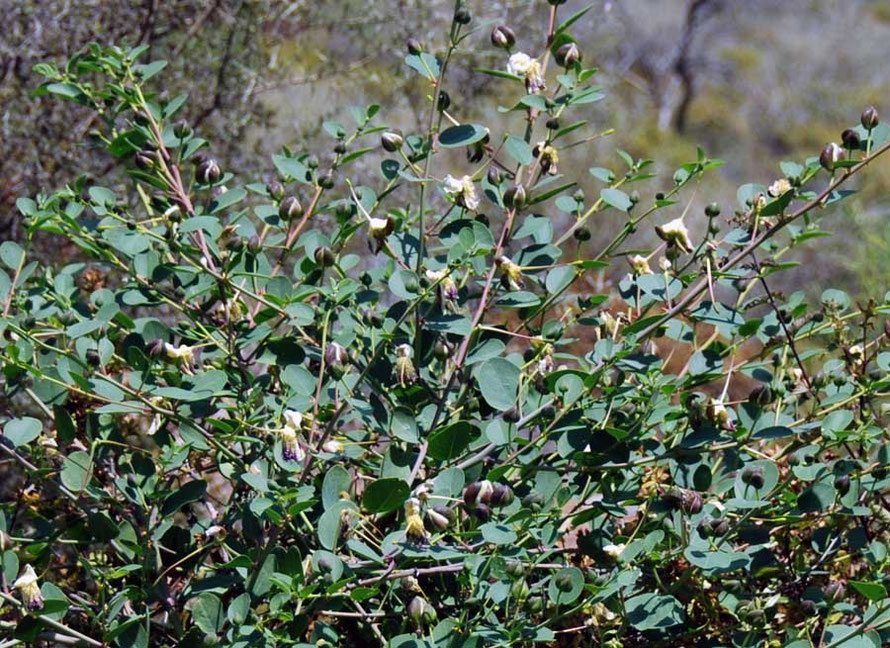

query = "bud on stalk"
[491,25,516,50]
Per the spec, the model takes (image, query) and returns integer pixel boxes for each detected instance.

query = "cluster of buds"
[507,52,545,94]
[14,565,44,611]
[496,255,524,290]
[697,515,730,538]
[278,409,305,463]
[442,174,480,211]
[663,487,703,514]
[368,216,394,254]
[741,465,765,489]
[655,217,694,254]
[533,141,559,175]
[394,344,417,386]
[425,268,459,305]
[463,480,514,521]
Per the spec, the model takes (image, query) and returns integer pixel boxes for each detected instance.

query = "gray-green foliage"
[3,4,890,647]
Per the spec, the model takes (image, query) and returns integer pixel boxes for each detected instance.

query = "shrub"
[2,5,890,647]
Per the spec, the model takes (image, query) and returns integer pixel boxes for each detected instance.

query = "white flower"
[369,217,390,235]
[14,565,44,611]
[628,254,653,275]
[659,256,672,272]
[278,426,304,463]
[496,255,523,290]
[425,268,458,302]
[283,410,303,432]
[768,178,792,197]
[442,174,479,211]
[708,398,730,427]
[655,217,694,253]
[507,53,545,94]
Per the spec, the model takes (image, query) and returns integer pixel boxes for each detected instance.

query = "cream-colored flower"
[534,141,559,175]
[404,497,428,541]
[164,343,194,364]
[628,254,653,275]
[369,217,389,236]
[13,565,44,611]
[425,268,459,301]
[322,439,343,454]
[849,344,865,364]
[655,217,694,253]
[507,52,545,93]
[768,178,792,197]
[283,410,303,432]
[708,398,730,427]
[659,256,672,272]
[442,174,479,211]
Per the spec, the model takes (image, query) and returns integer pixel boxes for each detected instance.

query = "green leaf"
[60,451,93,493]
[428,421,478,461]
[505,136,534,165]
[476,358,520,411]
[227,592,250,625]
[323,465,352,509]
[548,567,584,605]
[191,592,225,635]
[625,593,685,631]
[391,408,420,443]
[0,241,25,270]
[162,480,207,516]
[363,478,409,513]
[480,522,517,546]
[849,580,888,602]
[3,417,42,447]
[600,188,632,212]
[438,124,488,148]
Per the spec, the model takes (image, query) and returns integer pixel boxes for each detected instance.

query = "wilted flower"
[14,565,44,611]
[496,255,523,290]
[164,343,196,374]
[768,178,792,197]
[368,216,394,253]
[507,52,545,94]
[533,141,559,175]
[425,268,459,302]
[628,254,653,275]
[655,217,694,253]
[404,497,427,541]
[395,344,417,385]
[708,398,731,428]
[442,174,479,211]
[600,311,620,337]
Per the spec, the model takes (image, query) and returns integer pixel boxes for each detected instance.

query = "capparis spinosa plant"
[3,3,890,647]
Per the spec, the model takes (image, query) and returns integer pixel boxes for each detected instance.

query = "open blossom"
[655,217,694,253]
[768,178,792,197]
[507,52,545,94]
[425,268,459,302]
[164,343,194,364]
[442,174,479,211]
[603,543,625,561]
[628,254,653,275]
[368,216,393,253]
[14,565,44,611]
[278,409,305,462]
[395,344,417,386]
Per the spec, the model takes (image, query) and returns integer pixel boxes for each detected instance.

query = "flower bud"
[819,142,844,171]
[510,579,530,600]
[489,483,515,508]
[266,181,285,200]
[842,128,861,150]
[834,473,851,495]
[406,38,423,55]
[506,560,525,579]
[427,506,452,530]
[173,120,192,139]
[381,130,404,152]
[473,503,492,522]
[437,90,451,112]
[705,202,721,218]
[503,184,527,209]
[454,7,471,24]
[741,465,765,489]
[824,580,846,603]
[197,158,222,184]
[408,596,436,625]
[247,235,262,254]
[318,172,335,189]
[325,342,348,367]
[522,492,544,510]
[146,338,166,359]
[491,25,516,50]
[574,227,591,242]
[134,150,155,171]
[315,246,336,268]
[464,480,494,507]
[279,196,303,220]
[487,166,502,185]
[861,105,879,130]
[555,42,581,68]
